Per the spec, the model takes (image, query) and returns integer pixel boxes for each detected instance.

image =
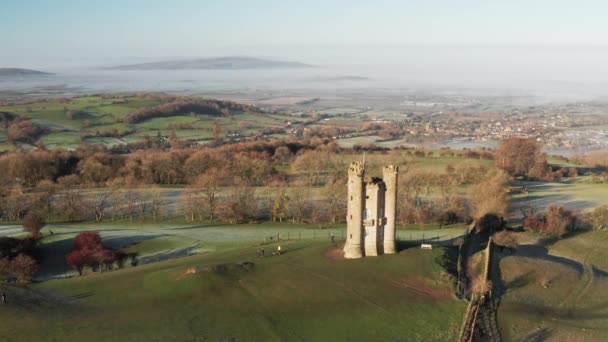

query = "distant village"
[274,96,608,153]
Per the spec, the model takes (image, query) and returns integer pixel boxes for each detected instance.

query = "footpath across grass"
[0,241,465,341]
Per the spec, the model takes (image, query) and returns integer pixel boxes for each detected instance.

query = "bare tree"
[123,187,140,221]
[177,189,204,222]
[321,179,346,224]
[288,187,310,223]
[221,180,257,223]
[149,189,164,222]
[84,191,112,222]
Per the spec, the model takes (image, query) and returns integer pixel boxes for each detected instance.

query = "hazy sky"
[2,0,608,64]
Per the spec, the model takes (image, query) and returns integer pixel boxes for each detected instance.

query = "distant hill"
[314,75,371,81]
[105,56,312,70]
[0,68,52,77]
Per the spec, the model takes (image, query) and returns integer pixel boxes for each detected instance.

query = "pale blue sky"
[2,0,608,63]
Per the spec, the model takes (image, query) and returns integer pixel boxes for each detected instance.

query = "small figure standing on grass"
[331,233,335,246]
[1,292,6,304]
[261,248,265,257]
[277,245,282,256]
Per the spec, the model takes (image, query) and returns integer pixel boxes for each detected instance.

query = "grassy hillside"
[0,241,465,341]
[496,231,608,341]
[0,222,466,280]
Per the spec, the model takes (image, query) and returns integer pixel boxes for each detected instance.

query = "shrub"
[590,205,608,230]
[0,254,38,283]
[10,254,38,283]
[523,205,575,237]
[492,231,518,250]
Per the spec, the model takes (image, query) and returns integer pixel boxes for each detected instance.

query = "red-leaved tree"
[66,231,117,275]
[22,211,45,238]
[73,231,103,251]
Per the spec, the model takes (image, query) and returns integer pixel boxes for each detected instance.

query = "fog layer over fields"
[3,45,608,102]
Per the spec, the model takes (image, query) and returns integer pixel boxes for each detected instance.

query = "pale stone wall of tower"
[363,180,386,256]
[363,181,379,256]
[382,165,398,254]
[344,162,364,259]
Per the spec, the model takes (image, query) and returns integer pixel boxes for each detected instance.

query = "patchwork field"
[0,95,297,150]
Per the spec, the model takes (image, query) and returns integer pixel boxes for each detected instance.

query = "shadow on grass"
[510,244,584,274]
[36,234,163,280]
[62,291,96,301]
[139,244,201,265]
[521,328,552,342]
[503,270,534,292]
[508,300,608,322]
[396,240,420,252]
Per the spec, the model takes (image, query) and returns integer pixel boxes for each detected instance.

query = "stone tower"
[343,163,398,259]
[382,165,398,254]
[344,161,365,259]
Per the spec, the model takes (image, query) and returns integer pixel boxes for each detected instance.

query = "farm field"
[0,95,296,150]
[0,240,466,341]
[496,230,608,341]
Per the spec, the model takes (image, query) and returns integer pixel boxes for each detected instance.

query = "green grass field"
[0,240,465,341]
[496,231,608,341]
[0,222,465,280]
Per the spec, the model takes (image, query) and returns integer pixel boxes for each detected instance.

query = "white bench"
[420,244,433,250]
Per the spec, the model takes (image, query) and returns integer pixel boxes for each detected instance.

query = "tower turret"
[344,161,365,258]
[382,165,398,254]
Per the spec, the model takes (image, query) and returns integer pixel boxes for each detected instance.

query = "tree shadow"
[138,244,201,264]
[512,244,584,274]
[102,234,167,250]
[503,270,534,292]
[521,328,552,342]
[396,240,420,252]
[36,234,163,280]
[62,291,96,301]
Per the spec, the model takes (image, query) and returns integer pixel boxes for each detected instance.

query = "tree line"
[122,98,263,124]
